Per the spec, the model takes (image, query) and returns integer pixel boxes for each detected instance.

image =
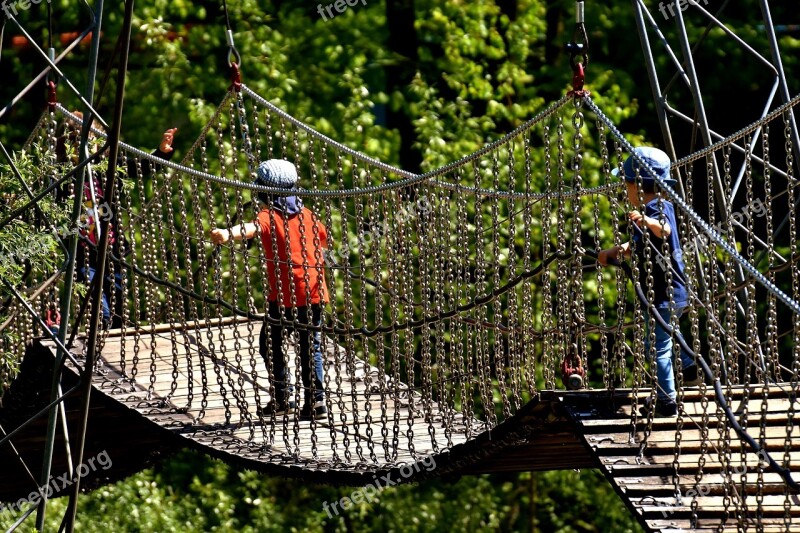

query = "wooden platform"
[561,387,800,532]
[3,323,800,533]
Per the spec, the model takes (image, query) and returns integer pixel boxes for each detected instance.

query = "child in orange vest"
[211,160,329,420]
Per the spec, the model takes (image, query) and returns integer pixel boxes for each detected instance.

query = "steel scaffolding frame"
[0,0,133,529]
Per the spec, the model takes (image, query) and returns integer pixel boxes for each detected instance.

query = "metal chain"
[320,144,348,462]
[569,98,586,395]
[490,142,511,419]
[595,119,611,389]
[540,119,556,389]
[351,163,378,462]
[521,131,537,397]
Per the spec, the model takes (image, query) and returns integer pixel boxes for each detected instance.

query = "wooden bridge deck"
[561,388,800,532]
[83,318,475,474]
[2,322,799,532]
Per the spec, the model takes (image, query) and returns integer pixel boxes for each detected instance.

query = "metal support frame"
[631,0,798,381]
[34,0,106,521]
[0,0,126,529]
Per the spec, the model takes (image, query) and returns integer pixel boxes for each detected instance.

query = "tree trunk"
[386,0,422,173]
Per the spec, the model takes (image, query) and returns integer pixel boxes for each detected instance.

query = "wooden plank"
[83,320,482,479]
[560,386,800,532]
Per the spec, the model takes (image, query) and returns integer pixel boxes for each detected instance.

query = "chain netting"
[1,91,799,516]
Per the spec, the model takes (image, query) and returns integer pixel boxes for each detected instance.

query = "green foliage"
[0,140,70,391]
[1,450,641,532]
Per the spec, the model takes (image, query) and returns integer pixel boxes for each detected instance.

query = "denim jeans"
[260,301,325,404]
[644,306,695,402]
[79,266,124,328]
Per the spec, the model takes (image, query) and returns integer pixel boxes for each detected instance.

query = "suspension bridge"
[1,80,799,532]
[1,0,800,530]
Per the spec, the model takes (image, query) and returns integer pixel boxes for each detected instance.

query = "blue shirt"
[631,198,688,309]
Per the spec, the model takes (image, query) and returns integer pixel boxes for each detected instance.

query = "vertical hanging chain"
[738,134,755,525]
[521,131,537,398]
[612,140,629,389]
[426,180,451,450]
[635,155,658,461]
[541,119,556,389]
[351,163,378,462]
[176,154,204,414]
[335,154,364,462]
[656,178,682,508]
[454,170,474,438]
[505,140,522,412]
[721,144,738,525]
[208,111,233,423]
[311,139,339,461]
[569,96,586,391]
[721,145,739,386]
[757,124,775,526]
[194,133,217,421]
[416,181,439,454]
[490,143,511,419]
[320,147,349,463]
[130,156,159,400]
[371,185,392,460]
[555,113,569,392]
[595,119,611,389]
[438,184,458,449]
[216,99,248,420]
[472,160,496,429]
[783,110,798,532]
[159,164,184,403]
[307,136,328,458]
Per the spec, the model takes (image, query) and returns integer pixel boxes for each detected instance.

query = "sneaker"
[256,399,297,417]
[640,397,678,418]
[300,400,328,420]
[682,365,703,387]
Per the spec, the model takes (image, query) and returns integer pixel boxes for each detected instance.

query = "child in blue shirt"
[598,147,701,416]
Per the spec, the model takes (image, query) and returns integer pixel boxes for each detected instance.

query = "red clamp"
[561,344,586,390]
[568,63,590,98]
[47,81,57,112]
[230,62,242,92]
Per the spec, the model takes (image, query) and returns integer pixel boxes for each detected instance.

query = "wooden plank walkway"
[77,318,479,477]
[8,326,799,532]
[561,387,800,533]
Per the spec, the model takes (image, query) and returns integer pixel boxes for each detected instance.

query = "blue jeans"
[260,302,325,404]
[644,306,695,402]
[79,266,124,328]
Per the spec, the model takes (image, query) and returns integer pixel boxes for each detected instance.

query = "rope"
[56,101,617,200]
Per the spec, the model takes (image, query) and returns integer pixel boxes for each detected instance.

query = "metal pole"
[631,0,679,174]
[36,0,105,528]
[64,0,134,526]
[759,0,800,169]
[671,2,728,216]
